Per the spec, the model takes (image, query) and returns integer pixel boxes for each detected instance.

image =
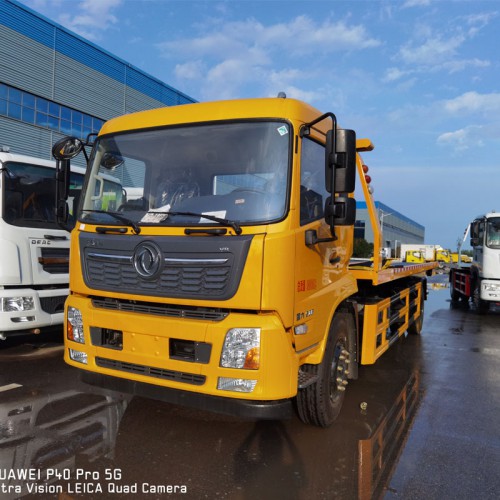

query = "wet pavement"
[0,277,499,499]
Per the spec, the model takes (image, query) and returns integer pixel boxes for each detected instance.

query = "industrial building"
[0,0,195,162]
[355,201,425,257]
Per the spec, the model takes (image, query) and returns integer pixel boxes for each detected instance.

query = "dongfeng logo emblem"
[133,241,162,279]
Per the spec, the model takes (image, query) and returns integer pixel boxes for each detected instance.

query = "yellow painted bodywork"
[65,97,432,404]
[360,282,423,365]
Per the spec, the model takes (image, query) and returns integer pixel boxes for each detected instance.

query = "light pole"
[379,210,393,257]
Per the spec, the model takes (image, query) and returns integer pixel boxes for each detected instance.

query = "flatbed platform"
[349,259,437,285]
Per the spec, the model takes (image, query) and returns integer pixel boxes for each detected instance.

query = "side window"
[300,138,328,225]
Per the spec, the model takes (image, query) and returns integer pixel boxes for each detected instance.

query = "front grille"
[79,233,253,301]
[86,258,231,295]
[39,248,70,274]
[96,357,206,386]
[40,295,66,314]
[92,297,228,321]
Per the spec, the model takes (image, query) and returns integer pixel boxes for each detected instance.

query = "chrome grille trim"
[91,298,229,321]
[87,253,132,262]
[164,258,228,265]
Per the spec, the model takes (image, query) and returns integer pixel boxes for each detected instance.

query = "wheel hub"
[331,345,349,399]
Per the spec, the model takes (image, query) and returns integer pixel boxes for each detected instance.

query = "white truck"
[0,149,88,339]
[450,213,500,313]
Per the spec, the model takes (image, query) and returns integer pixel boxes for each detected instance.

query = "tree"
[353,238,373,258]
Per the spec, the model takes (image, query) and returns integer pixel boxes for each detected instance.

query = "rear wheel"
[296,312,354,427]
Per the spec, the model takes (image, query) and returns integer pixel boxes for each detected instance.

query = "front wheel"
[472,278,489,314]
[296,312,354,427]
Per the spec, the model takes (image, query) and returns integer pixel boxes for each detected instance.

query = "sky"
[18,0,500,249]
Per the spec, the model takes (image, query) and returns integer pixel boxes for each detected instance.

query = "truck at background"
[400,244,450,267]
[0,150,85,340]
[0,149,124,340]
[52,96,435,427]
[450,213,500,313]
[450,252,472,264]
[403,250,425,263]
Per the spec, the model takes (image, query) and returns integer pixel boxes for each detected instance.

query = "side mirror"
[52,136,84,160]
[470,237,479,247]
[325,195,356,227]
[52,137,82,231]
[325,129,356,194]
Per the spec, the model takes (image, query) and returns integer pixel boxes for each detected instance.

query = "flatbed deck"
[349,260,437,285]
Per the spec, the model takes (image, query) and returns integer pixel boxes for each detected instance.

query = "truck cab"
[470,213,500,302]
[0,152,85,338]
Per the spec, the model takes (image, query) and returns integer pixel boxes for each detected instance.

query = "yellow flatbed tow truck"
[52,96,436,427]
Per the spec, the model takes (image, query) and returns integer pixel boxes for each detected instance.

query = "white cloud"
[444,91,500,114]
[390,10,493,81]
[436,126,484,152]
[398,35,465,66]
[58,0,122,40]
[402,0,432,7]
[158,16,380,60]
[159,15,380,101]
[174,61,205,81]
[383,67,411,82]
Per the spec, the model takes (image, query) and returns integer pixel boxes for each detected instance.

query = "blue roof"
[356,200,424,230]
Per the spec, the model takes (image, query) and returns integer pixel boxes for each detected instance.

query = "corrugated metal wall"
[0,0,196,160]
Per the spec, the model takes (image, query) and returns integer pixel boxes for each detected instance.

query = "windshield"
[80,121,291,228]
[1,161,84,230]
[486,217,500,248]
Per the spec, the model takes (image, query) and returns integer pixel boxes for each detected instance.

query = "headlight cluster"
[220,328,260,369]
[218,328,260,393]
[0,296,34,312]
[483,282,500,292]
[67,306,84,343]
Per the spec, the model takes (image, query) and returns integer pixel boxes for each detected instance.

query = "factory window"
[0,82,104,139]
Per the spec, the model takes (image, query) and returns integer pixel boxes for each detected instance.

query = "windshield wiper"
[82,210,141,235]
[151,210,242,235]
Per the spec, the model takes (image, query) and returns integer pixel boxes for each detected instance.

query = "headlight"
[0,296,35,312]
[220,328,260,369]
[483,282,500,292]
[67,306,85,343]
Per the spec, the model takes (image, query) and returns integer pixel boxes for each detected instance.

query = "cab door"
[293,136,355,354]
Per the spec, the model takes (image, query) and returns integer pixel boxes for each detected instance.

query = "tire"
[472,278,489,314]
[296,312,354,427]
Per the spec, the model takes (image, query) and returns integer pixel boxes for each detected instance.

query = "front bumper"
[64,295,298,416]
[0,287,68,336]
[480,279,500,302]
[81,370,293,420]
